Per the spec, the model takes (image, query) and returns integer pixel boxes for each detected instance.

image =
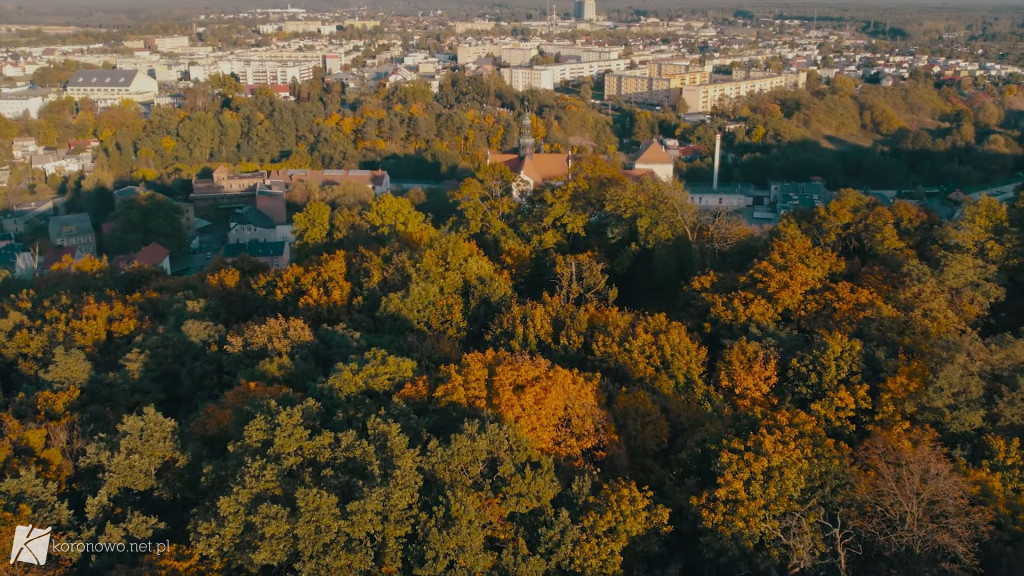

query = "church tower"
[518,112,535,158]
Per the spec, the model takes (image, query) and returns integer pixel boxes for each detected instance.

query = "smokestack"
[713,132,722,191]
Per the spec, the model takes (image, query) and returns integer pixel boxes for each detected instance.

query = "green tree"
[108,193,186,254]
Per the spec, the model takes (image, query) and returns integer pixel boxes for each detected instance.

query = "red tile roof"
[134,242,170,267]
[621,168,655,180]
[487,152,570,186]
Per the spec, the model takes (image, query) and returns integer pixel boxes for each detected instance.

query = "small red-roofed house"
[113,242,171,274]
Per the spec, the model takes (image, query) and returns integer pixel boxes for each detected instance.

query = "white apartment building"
[149,36,190,52]
[0,93,46,119]
[605,69,709,106]
[281,21,323,34]
[454,21,496,34]
[501,67,555,91]
[64,69,159,103]
[679,71,806,113]
[457,44,500,64]
[501,47,537,66]
[189,61,316,85]
[573,0,597,21]
[538,43,619,62]
[502,59,630,91]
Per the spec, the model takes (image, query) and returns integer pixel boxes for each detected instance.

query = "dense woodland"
[2,156,1024,575]
[2,68,1024,575]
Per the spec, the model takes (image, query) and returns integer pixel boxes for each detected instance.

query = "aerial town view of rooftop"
[1,0,1024,573]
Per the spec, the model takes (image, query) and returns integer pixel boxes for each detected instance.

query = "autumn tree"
[434,349,611,462]
[852,429,991,573]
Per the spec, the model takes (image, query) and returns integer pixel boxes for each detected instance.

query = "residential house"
[112,242,171,274]
[12,136,39,161]
[31,150,92,177]
[227,205,294,245]
[222,240,290,270]
[48,212,96,256]
[43,245,82,270]
[633,139,675,182]
[2,197,65,234]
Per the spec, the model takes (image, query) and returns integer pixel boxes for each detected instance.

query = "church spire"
[519,111,535,158]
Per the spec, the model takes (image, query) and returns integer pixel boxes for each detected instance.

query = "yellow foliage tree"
[434,350,611,462]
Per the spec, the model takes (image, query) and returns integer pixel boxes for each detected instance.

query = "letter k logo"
[10,524,52,565]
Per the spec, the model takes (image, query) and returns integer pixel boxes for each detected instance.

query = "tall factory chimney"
[713,132,722,190]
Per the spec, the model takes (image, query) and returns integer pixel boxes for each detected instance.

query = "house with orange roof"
[633,139,675,182]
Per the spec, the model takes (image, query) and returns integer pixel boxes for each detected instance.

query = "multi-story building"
[502,59,630,91]
[537,43,617,62]
[227,205,293,245]
[573,0,597,21]
[501,67,555,91]
[501,47,537,67]
[64,69,159,104]
[457,44,500,65]
[648,60,711,76]
[454,21,496,34]
[281,21,323,34]
[679,71,806,113]
[189,60,316,85]
[605,69,709,106]
[0,91,47,119]
[147,36,190,52]
[343,20,380,29]
[48,213,96,256]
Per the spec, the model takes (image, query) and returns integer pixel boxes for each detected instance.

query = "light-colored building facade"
[537,43,617,62]
[501,67,555,91]
[633,140,674,182]
[281,21,323,34]
[501,47,537,67]
[454,21,496,34]
[502,59,630,91]
[573,0,597,21]
[605,69,710,106]
[64,69,159,103]
[679,71,806,113]
[0,93,45,119]
[457,44,500,65]
[148,36,190,52]
[189,60,316,85]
